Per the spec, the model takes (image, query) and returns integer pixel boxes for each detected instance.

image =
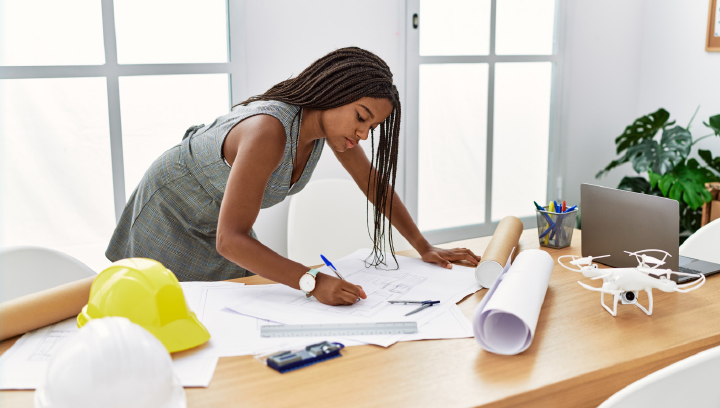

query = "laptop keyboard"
[678,266,703,283]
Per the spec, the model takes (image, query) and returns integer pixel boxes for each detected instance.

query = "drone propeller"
[672,271,706,292]
[641,254,665,266]
[625,249,671,269]
[577,281,623,295]
[558,255,583,272]
[569,255,610,267]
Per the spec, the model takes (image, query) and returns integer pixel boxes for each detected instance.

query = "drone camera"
[620,291,638,305]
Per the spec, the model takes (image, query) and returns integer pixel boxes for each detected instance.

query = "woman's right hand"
[312,273,367,305]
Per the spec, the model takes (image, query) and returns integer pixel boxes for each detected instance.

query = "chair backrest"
[680,218,720,264]
[287,179,411,267]
[598,345,720,408]
[0,246,97,303]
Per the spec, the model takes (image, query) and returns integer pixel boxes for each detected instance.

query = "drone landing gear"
[600,290,654,316]
[633,290,654,315]
[600,292,618,317]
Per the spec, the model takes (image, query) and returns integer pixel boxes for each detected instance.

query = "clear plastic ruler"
[260,322,418,337]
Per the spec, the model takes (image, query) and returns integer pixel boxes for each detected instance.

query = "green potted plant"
[596,108,720,236]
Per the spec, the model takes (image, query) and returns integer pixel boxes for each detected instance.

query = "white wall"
[559,0,647,208]
[241,0,406,257]
[636,1,720,158]
[560,0,720,209]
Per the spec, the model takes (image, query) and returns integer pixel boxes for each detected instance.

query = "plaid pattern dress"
[106,101,325,281]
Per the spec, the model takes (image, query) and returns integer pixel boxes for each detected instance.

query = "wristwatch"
[299,269,320,297]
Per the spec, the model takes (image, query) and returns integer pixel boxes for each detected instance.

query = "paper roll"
[473,249,554,355]
[475,216,523,287]
[0,276,95,341]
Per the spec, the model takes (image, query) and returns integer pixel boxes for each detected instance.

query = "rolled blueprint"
[475,216,523,287]
[473,249,554,355]
[0,276,95,341]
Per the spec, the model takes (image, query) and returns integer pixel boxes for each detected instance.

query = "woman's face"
[320,97,394,153]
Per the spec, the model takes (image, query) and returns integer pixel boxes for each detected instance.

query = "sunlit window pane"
[0,78,115,271]
[492,62,552,220]
[114,0,228,64]
[0,0,105,66]
[120,74,230,198]
[496,0,556,55]
[420,0,491,56]
[419,64,488,231]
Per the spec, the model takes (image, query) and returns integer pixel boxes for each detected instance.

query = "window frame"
[404,0,565,244]
[0,0,247,222]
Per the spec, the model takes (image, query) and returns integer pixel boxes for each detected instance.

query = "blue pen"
[563,205,578,213]
[320,254,346,280]
[535,201,558,239]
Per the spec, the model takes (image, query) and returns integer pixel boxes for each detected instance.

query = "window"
[405,0,560,243]
[0,0,246,271]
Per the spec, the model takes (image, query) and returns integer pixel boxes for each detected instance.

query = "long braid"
[235,47,401,268]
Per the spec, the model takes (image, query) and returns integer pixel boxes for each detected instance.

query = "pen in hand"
[320,254,346,280]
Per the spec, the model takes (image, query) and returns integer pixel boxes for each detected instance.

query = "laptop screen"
[580,184,679,271]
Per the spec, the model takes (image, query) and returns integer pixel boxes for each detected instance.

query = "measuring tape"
[260,322,418,337]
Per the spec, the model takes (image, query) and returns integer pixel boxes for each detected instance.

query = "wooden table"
[2,229,720,407]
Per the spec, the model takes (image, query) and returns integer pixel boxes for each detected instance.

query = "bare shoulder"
[224,114,287,167]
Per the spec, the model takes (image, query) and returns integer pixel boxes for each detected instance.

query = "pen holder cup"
[536,207,578,249]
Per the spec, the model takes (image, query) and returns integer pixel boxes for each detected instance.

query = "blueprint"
[227,249,481,329]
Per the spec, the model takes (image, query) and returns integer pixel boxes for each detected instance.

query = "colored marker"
[545,201,555,245]
[534,201,554,225]
[563,205,578,213]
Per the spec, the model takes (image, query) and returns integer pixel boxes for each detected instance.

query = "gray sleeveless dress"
[106,100,325,281]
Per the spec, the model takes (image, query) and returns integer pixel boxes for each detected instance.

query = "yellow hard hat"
[78,258,210,353]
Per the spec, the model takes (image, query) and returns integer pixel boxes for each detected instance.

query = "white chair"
[287,179,411,266]
[597,345,720,408]
[680,218,720,264]
[0,246,96,303]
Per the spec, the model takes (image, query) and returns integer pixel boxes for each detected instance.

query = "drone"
[558,249,705,316]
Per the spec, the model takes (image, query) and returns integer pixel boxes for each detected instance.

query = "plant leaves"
[614,108,673,155]
[703,114,720,136]
[625,126,691,174]
[655,159,713,210]
[660,126,692,156]
[699,149,720,175]
[648,171,662,189]
[596,158,628,178]
[680,202,702,234]
[618,176,652,194]
[657,171,678,196]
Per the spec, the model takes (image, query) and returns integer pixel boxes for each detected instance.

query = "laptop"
[581,184,720,283]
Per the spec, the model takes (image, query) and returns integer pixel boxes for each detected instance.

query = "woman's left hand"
[420,246,481,269]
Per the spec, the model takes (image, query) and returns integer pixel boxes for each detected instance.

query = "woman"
[107,47,480,306]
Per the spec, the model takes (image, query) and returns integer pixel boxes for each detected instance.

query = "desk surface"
[2,229,720,408]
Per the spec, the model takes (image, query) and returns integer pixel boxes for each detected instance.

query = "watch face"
[299,273,316,293]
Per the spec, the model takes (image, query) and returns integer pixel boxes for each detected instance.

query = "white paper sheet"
[226,249,481,347]
[169,350,219,388]
[473,249,554,355]
[182,283,474,357]
[184,284,368,357]
[400,305,473,341]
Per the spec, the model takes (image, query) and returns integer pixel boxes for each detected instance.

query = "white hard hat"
[35,317,186,408]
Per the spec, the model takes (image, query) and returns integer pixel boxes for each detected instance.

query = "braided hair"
[236,47,401,268]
